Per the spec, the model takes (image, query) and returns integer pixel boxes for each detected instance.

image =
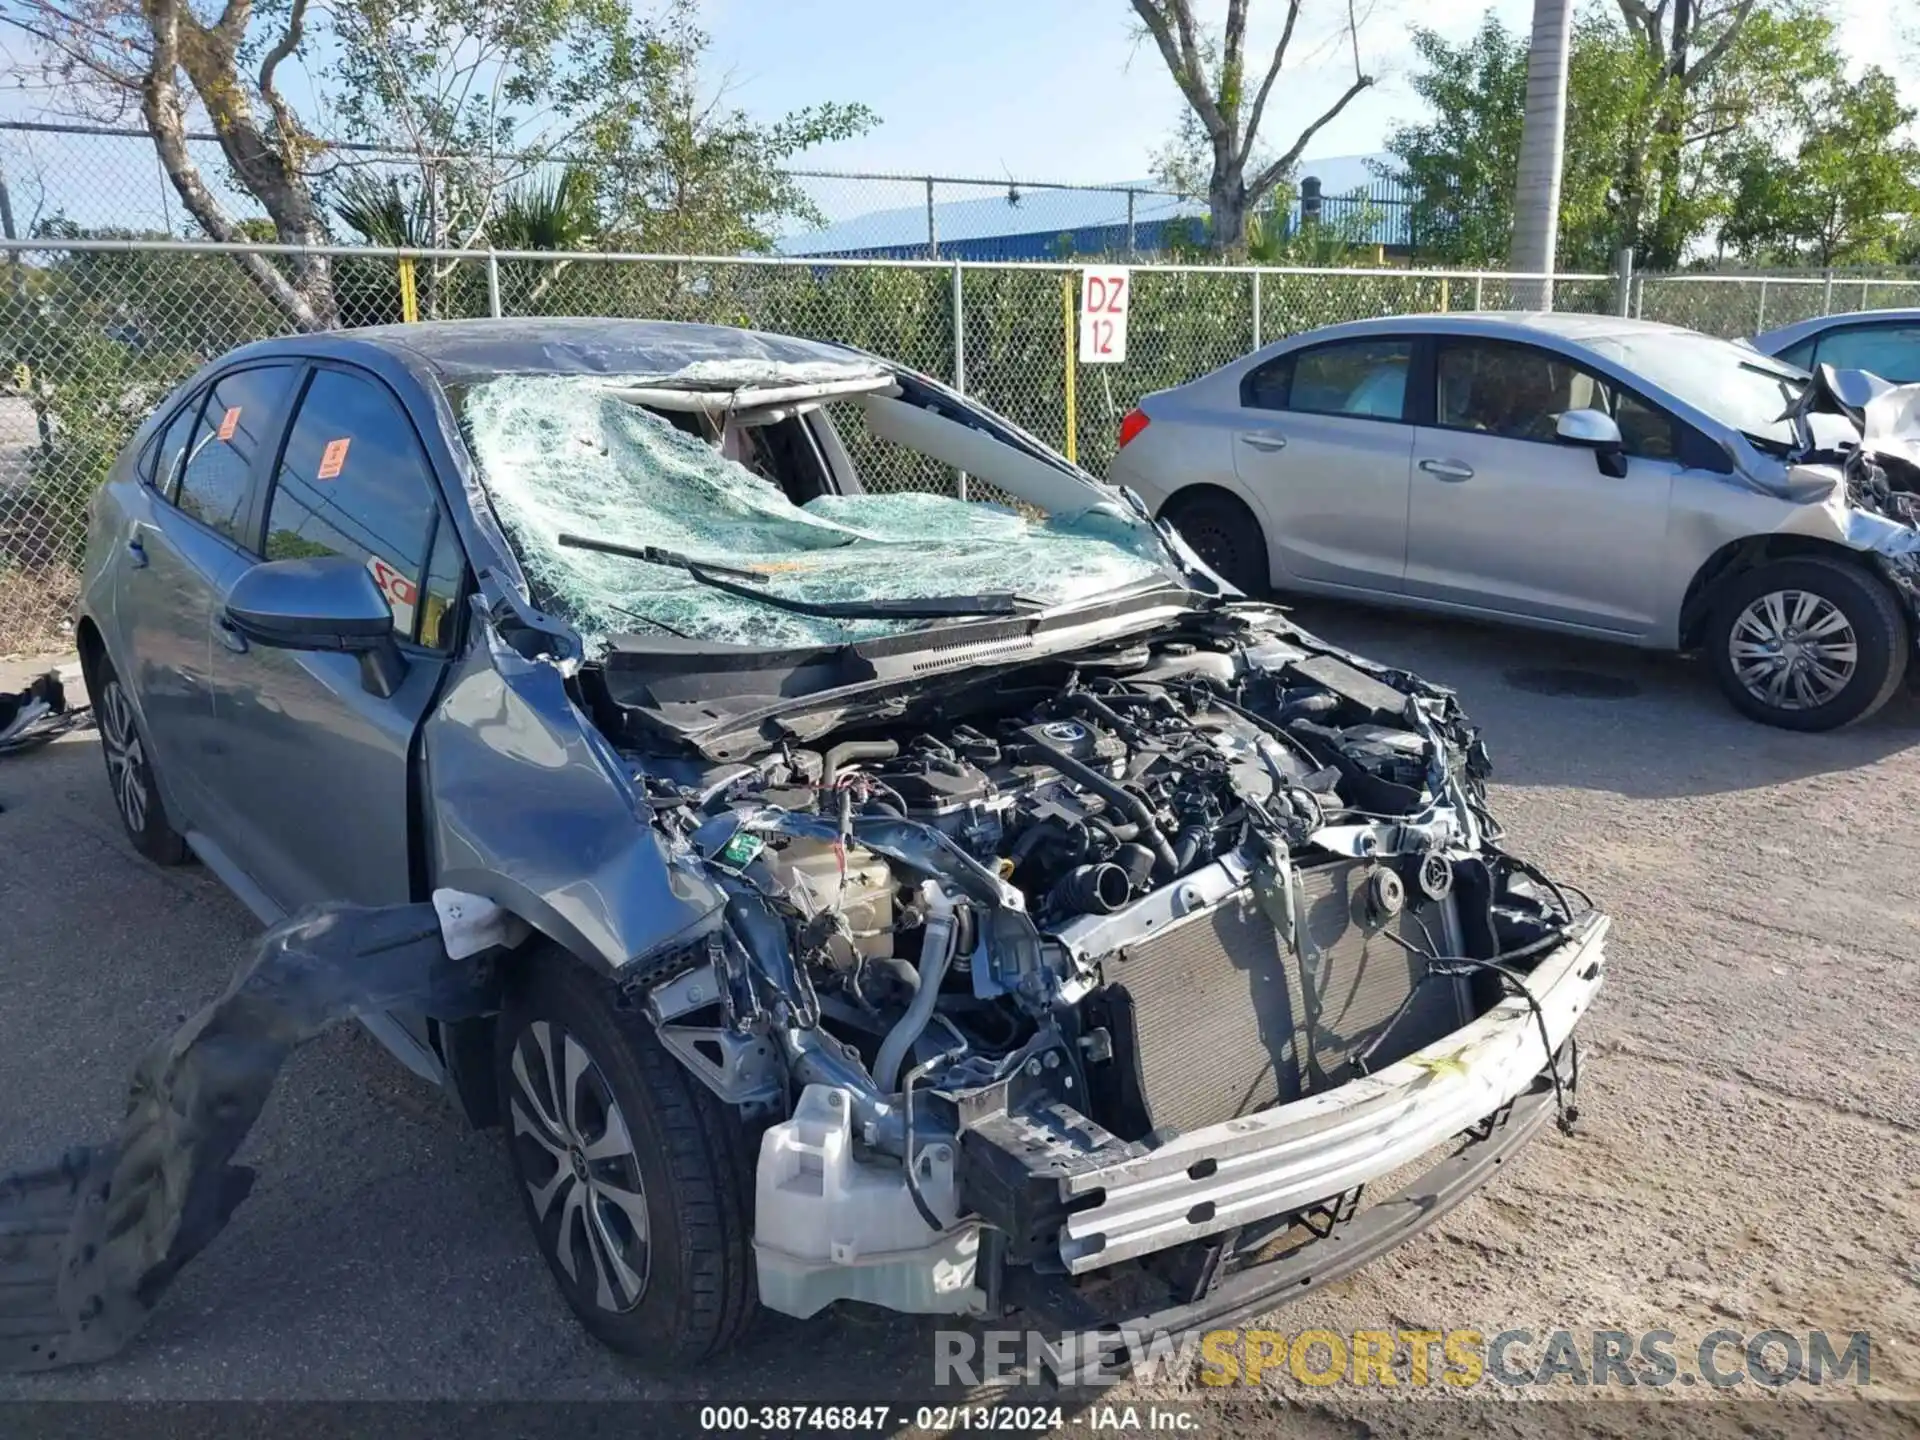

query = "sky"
[693,0,1917,184]
[0,0,1910,236]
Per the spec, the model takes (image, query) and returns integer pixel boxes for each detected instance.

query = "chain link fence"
[1633,271,1920,338]
[3,237,1913,654]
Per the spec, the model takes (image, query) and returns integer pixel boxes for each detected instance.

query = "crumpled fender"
[0,902,493,1374]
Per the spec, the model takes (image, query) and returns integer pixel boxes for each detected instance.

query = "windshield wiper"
[556,532,1043,621]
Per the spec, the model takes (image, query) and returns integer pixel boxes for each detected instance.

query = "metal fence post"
[1126,190,1136,261]
[1251,270,1262,350]
[952,260,968,501]
[1755,278,1768,333]
[1472,275,1484,312]
[1861,279,1871,308]
[926,178,938,260]
[486,248,502,318]
[1612,248,1634,317]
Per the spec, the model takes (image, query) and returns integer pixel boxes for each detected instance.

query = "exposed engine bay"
[604,607,1598,1320]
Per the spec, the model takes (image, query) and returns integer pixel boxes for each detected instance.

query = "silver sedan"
[1110,312,1920,730]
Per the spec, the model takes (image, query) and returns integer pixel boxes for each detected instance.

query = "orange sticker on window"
[216,406,241,441]
[317,437,350,480]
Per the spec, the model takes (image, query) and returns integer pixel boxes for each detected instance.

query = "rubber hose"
[1021,740,1179,880]
[873,882,958,1094]
[822,739,899,787]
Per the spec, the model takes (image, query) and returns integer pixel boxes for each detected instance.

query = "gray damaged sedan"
[1112,313,1920,730]
[11,320,1606,1372]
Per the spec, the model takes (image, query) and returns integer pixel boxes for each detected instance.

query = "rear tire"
[89,651,191,866]
[1706,556,1907,731]
[1160,490,1269,597]
[495,953,760,1365]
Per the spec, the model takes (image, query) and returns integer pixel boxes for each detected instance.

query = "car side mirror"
[1555,408,1628,478]
[224,556,408,698]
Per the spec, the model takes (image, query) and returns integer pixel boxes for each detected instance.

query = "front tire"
[90,652,191,865]
[495,954,760,1364]
[1160,490,1269,597]
[1707,557,1908,731]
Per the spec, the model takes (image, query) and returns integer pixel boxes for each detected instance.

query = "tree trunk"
[1509,0,1575,309]
[1209,170,1249,255]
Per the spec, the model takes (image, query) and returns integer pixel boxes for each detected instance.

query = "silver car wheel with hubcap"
[1727,589,1858,711]
[99,678,151,833]
[508,1019,651,1313]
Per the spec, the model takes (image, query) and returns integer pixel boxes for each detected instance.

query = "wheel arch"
[1677,534,1893,652]
[74,616,107,699]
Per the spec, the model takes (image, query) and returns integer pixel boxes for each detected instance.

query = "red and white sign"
[367,554,418,632]
[1078,267,1131,364]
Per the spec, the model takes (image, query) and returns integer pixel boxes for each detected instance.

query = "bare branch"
[1239,0,1303,158]
[1129,0,1227,142]
[1245,70,1374,204]
[257,0,309,144]
[1685,0,1757,83]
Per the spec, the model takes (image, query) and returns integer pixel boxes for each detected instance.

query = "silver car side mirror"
[1555,408,1628,478]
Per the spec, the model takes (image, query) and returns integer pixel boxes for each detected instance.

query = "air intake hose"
[1020,741,1179,881]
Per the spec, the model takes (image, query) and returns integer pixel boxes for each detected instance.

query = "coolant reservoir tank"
[766,838,894,960]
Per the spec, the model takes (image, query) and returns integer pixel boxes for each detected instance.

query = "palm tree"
[1508,0,1575,309]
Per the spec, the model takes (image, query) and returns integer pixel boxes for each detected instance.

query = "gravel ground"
[0,604,1915,1433]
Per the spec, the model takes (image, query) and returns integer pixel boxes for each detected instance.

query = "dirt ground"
[0,600,1915,1435]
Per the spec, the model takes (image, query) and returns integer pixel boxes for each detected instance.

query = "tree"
[1384,2,1844,269]
[0,0,875,328]
[1130,0,1375,255]
[1720,68,1920,267]
[1384,13,1636,268]
[587,0,875,255]
[2,0,341,328]
[1610,0,1837,268]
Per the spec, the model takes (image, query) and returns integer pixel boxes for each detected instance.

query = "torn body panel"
[0,904,494,1374]
[423,610,727,976]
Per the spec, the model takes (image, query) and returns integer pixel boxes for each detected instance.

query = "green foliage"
[1383,2,1891,269]
[1720,68,1920,267]
[585,0,875,253]
[0,229,288,561]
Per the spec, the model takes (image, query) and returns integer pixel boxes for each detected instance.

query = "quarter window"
[1243,339,1411,420]
[173,365,296,541]
[263,368,446,643]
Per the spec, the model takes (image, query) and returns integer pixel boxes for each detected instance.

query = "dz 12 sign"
[1078,267,1130,364]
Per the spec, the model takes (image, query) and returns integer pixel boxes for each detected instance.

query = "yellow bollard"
[1062,272,1077,466]
[397,256,420,323]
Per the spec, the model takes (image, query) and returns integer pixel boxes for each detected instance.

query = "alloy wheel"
[99,678,150,833]
[508,1019,651,1313]
[1727,589,1858,711]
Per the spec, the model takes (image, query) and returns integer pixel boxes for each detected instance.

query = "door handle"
[124,535,148,569]
[1418,458,1475,482]
[1238,432,1287,453]
[215,615,249,653]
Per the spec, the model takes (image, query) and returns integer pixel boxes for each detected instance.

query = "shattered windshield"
[457,374,1173,651]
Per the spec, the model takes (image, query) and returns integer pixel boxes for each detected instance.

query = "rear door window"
[173,365,296,541]
[263,367,447,644]
[1243,339,1411,420]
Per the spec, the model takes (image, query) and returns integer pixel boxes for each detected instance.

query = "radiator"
[1102,860,1468,1138]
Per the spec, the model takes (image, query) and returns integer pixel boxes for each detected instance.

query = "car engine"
[622,612,1588,1322]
